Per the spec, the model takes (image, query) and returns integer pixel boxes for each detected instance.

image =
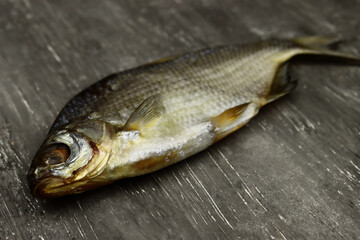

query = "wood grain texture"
[0,0,359,239]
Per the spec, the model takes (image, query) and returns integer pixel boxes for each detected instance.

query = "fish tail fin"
[294,36,360,65]
[266,37,360,103]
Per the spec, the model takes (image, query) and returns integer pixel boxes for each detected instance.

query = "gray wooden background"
[1,1,359,239]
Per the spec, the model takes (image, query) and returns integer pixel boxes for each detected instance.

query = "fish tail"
[266,37,360,103]
[294,36,360,65]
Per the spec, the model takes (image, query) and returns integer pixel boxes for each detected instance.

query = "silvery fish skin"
[27,37,359,198]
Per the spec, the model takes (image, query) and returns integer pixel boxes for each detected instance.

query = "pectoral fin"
[212,102,259,142]
[123,95,165,131]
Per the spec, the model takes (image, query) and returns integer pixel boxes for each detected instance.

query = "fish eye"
[40,143,71,166]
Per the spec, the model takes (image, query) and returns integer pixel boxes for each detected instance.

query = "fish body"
[28,37,360,198]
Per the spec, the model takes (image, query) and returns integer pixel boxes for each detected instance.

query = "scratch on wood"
[274,226,287,240]
[216,148,254,197]
[77,200,99,240]
[171,169,183,187]
[151,176,171,198]
[185,162,234,230]
[350,160,360,173]
[207,151,258,215]
[0,194,22,240]
[71,215,86,239]
[47,45,62,63]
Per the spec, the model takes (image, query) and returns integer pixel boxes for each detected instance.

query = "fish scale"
[63,44,278,128]
[101,49,272,127]
[28,37,360,198]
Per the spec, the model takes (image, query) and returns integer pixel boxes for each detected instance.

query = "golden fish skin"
[27,37,360,198]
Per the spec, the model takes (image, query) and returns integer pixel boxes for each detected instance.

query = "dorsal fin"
[123,95,165,131]
[294,36,341,51]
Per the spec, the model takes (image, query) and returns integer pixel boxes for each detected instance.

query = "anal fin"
[266,63,297,103]
[212,102,259,142]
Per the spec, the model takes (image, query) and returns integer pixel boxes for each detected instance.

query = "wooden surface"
[1,1,360,239]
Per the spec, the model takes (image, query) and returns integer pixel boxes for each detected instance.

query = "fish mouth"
[27,166,67,199]
[27,169,113,199]
[30,176,66,199]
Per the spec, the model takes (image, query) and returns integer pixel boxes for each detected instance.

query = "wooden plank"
[0,0,359,239]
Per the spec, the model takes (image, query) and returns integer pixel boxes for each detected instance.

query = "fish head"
[27,120,114,198]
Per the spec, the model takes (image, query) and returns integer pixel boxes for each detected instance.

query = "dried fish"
[27,37,360,198]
